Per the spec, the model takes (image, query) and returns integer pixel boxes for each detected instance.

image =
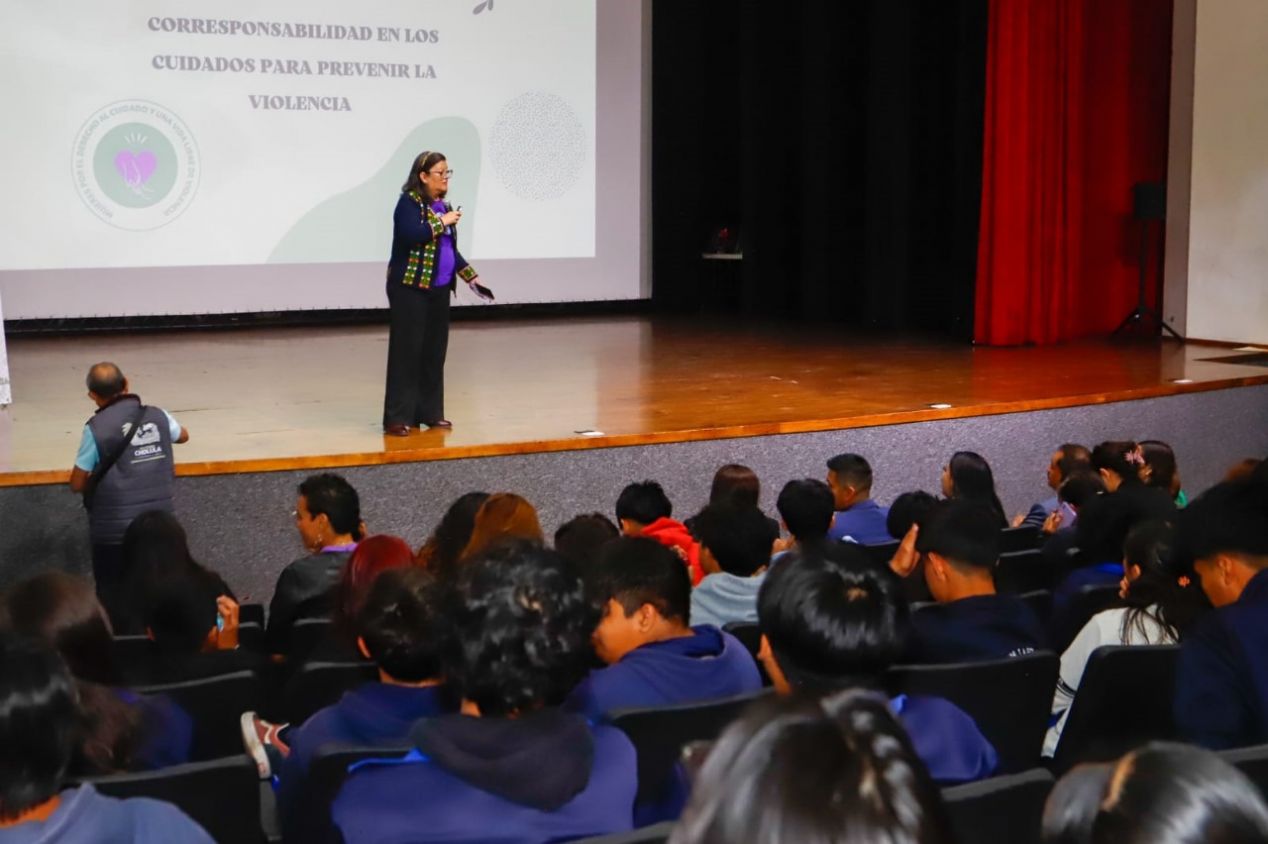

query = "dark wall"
[652,0,988,337]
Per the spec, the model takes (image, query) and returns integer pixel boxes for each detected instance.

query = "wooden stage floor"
[3,316,1267,486]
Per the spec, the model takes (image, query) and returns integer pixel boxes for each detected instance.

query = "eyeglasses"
[427,169,454,179]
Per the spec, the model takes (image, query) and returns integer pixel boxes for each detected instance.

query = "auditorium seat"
[136,670,264,761]
[287,617,334,660]
[280,660,379,725]
[1219,743,1268,801]
[286,744,412,844]
[70,754,265,844]
[886,652,1059,774]
[1050,584,1123,653]
[610,690,769,809]
[999,524,1041,553]
[1051,644,1181,773]
[996,548,1054,594]
[721,622,770,686]
[862,539,900,567]
[942,767,1054,844]
[1019,590,1054,628]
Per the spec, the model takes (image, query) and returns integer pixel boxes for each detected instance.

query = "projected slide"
[0,0,595,271]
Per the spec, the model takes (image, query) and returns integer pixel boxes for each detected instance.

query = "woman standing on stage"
[382,150,483,436]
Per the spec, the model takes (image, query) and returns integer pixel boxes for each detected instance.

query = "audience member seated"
[267,473,364,652]
[1074,441,1175,572]
[670,690,956,844]
[310,534,418,662]
[0,633,213,843]
[332,541,637,843]
[130,573,263,685]
[942,450,1009,528]
[774,477,836,555]
[1044,521,1207,756]
[894,499,1047,663]
[615,480,703,584]
[887,490,939,541]
[688,504,778,628]
[414,491,489,578]
[115,510,235,636]
[1141,439,1188,508]
[1041,742,1268,844]
[1174,480,1268,749]
[566,537,761,722]
[554,512,620,571]
[4,572,193,773]
[1015,443,1092,529]
[261,568,452,831]
[684,463,781,539]
[1038,470,1108,574]
[457,492,544,561]
[826,453,892,545]
[756,544,997,783]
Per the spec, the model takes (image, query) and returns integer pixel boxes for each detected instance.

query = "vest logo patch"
[129,421,161,447]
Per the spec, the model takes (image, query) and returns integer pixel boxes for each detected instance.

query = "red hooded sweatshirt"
[639,517,703,585]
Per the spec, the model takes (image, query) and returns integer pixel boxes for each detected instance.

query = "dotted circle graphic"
[489,92,586,201]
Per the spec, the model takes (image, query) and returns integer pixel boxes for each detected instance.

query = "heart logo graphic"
[114,149,157,190]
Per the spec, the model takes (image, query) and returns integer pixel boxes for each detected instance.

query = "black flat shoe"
[422,419,453,429]
[383,424,412,437]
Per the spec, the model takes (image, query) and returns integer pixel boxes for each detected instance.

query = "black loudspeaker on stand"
[1114,182,1182,339]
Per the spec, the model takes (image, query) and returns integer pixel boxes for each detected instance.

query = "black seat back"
[1019,590,1054,628]
[610,691,767,807]
[1000,525,1041,553]
[721,622,760,660]
[282,660,379,725]
[136,670,263,761]
[288,617,334,660]
[886,652,1058,774]
[996,549,1054,594]
[292,745,413,844]
[861,540,900,566]
[1050,584,1123,652]
[73,754,263,843]
[1220,744,1268,801]
[942,767,1054,844]
[1052,644,1180,773]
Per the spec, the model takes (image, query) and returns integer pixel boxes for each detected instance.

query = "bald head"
[86,362,126,400]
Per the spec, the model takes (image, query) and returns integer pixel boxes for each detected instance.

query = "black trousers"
[383,282,451,426]
[91,542,128,628]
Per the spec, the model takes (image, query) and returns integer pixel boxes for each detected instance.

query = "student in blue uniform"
[899,499,1047,663]
[756,543,998,784]
[1175,479,1268,749]
[264,568,452,837]
[566,537,762,723]
[332,541,637,843]
[0,633,212,844]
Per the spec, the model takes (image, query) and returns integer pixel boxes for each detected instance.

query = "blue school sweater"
[332,709,636,844]
[0,785,212,844]
[565,626,762,722]
[1175,569,1268,749]
[278,683,450,831]
[829,499,893,545]
[893,694,998,783]
[909,594,1047,663]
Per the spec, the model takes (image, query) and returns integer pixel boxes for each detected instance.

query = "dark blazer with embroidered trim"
[386,191,478,290]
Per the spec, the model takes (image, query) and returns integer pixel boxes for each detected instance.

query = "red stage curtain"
[975,0,1172,346]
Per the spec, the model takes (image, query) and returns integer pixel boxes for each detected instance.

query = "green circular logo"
[72,100,199,231]
[92,122,178,209]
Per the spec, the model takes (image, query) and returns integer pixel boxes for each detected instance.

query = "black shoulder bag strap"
[83,404,149,512]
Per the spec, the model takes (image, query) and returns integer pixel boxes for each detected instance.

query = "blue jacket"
[829,499,893,545]
[0,784,212,844]
[1176,569,1268,749]
[893,694,998,783]
[565,626,762,723]
[115,690,194,771]
[279,683,450,831]
[909,594,1047,664]
[332,709,636,844]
